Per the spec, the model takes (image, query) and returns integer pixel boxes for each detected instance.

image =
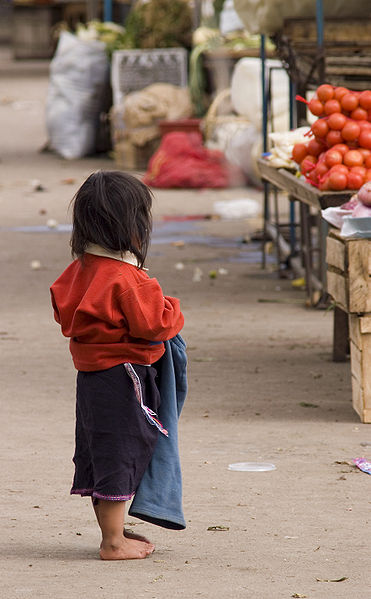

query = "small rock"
[46,218,58,229]
[192,267,203,282]
[30,179,45,192]
[30,260,41,270]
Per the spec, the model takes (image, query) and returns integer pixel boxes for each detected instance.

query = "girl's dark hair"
[70,170,153,268]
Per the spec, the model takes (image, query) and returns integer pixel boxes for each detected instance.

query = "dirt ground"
[1,48,370,599]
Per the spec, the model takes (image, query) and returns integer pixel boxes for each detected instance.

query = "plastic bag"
[224,124,262,188]
[231,58,290,132]
[143,132,245,188]
[46,31,110,159]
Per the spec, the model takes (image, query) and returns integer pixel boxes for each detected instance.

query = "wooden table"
[258,159,354,306]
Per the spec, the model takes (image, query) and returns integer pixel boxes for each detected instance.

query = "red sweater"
[50,253,184,371]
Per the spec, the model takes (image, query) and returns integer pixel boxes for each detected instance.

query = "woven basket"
[203,88,250,142]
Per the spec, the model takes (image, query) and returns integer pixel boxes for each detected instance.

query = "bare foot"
[100,537,155,561]
[124,528,153,546]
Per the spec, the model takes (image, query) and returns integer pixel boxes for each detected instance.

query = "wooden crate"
[113,138,159,171]
[326,230,371,422]
[273,18,371,91]
[326,230,371,313]
[349,315,371,423]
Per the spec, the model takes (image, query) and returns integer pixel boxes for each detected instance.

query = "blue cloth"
[129,334,187,529]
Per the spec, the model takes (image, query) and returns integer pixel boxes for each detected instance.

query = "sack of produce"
[46,31,110,159]
[292,85,371,191]
[143,131,245,188]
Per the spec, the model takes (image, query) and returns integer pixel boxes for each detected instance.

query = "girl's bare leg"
[93,499,154,560]
[92,499,152,545]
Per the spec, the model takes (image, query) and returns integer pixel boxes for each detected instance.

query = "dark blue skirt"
[70,363,161,501]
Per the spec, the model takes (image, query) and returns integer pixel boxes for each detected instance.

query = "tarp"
[234,0,371,35]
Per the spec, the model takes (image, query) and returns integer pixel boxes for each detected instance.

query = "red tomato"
[359,90,371,110]
[359,121,371,134]
[329,164,349,176]
[292,143,308,164]
[325,149,343,168]
[318,176,332,191]
[341,93,359,112]
[317,84,334,102]
[350,166,367,181]
[351,107,368,121]
[311,118,329,138]
[331,143,349,156]
[334,86,349,101]
[300,155,317,175]
[324,99,341,115]
[328,171,348,190]
[359,129,371,149]
[326,130,343,147]
[341,120,360,141]
[308,98,324,116]
[314,162,329,178]
[307,169,320,185]
[365,155,371,169]
[347,172,364,189]
[365,169,371,182]
[327,112,347,130]
[344,150,364,167]
[359,148,371,159]
[307,139,324,156]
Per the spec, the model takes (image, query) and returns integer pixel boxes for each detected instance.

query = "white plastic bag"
[219,0,245,35]
[224,123,262,188]
[46,31,110,159]
[231,57,290,132]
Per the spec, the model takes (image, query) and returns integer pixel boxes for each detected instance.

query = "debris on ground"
[353,457,371,474]
[30,179,45,192]
[46,218,58,229]
[192,267,203,282]
[30,260,41,270]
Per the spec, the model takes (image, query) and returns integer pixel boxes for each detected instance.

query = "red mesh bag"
[143,132,245,188]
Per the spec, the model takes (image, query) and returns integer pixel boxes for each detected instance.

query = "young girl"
[50,170,184,561]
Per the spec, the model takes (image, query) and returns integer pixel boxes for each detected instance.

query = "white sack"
[46,31,110,159]
[219,0,245,35]
[225,124,262,188]
[231,57,290,132]
[234,0,371,36]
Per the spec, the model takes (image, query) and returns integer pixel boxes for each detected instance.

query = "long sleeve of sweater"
[119,278,184,342]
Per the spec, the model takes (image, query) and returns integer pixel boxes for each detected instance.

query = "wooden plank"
[349,314,362,350]
[351,374,363,420]
[257,160,352,209]
[326,236,346,272]
[350,340,362,384]
[350,333,371,422]
[348,240,371,312]
[284,19,371,44]
[360,315,371,334]
[361,334,371,401]
[327,270,348,310]
[363,409,371,424]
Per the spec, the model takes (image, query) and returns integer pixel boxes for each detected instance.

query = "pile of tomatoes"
[292,84,371,191]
